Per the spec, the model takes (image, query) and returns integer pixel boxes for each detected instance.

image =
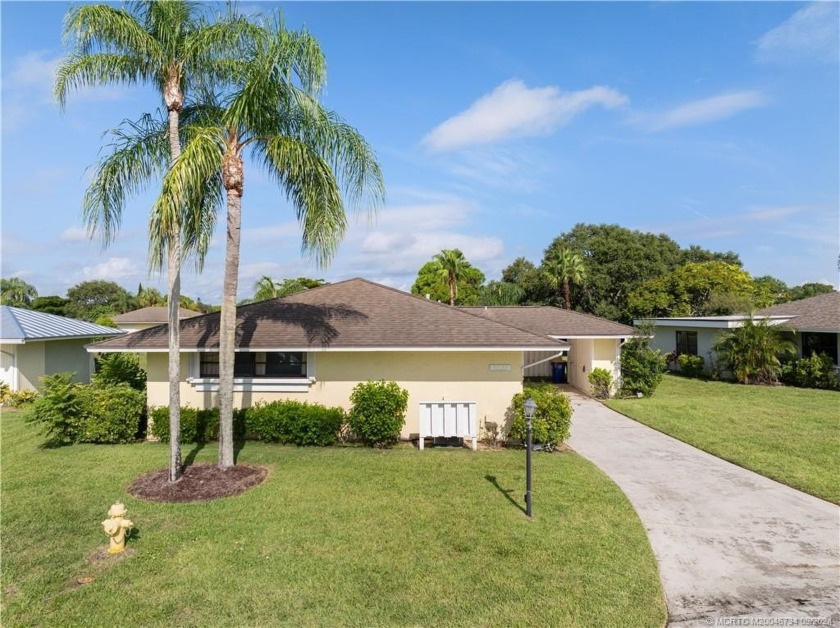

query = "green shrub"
[150,406,247,443]
[780,354,840,391]
[507,386,572,451]
[78,384,145,444]
[93,353,146,391]
[677,354,705,379]
[27,373,84,445]
[0,382,10,405]
[620,335,666,397]
[8,388,39,407]
[245,400,345,446]
[587,368,614,399]
[348,381,409,447]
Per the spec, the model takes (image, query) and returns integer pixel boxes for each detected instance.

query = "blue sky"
[2,1,838,303]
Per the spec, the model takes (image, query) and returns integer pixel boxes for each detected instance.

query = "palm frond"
[62,4,160,64]
[55,52,150,108]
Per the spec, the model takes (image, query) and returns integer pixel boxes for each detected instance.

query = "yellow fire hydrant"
[102,503,134,555]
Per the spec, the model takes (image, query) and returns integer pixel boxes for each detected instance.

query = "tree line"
[410,223,834,323]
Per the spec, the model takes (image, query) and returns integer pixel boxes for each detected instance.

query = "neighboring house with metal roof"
[113,306,202,333]
[1,306,124,392]
[89,279,589,446]
[463,306,635,394]
[637,291,840,373]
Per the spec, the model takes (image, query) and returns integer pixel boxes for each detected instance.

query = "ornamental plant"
[508,386,572,451]
[348,381,409,447]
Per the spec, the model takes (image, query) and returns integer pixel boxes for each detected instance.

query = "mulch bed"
[128,464,268,503]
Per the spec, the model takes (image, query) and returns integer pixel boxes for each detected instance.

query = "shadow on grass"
[183,442,206,469]
[485,474,526,515]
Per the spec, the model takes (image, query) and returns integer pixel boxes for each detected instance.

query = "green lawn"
[606,375,840,504]
[1,409,665,627]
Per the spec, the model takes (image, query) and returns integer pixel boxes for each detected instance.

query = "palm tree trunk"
[449,272,455,306]
[219,145,244,470]
[564,280,571,310]
[166,106,182,483]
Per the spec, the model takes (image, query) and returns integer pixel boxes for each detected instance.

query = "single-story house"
[1,306,124,391]
[113,306,202,333]
[462,306,634,394]
[88,279,632,445]
[637,291,840,372]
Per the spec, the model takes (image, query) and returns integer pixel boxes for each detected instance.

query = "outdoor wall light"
[524,397,536,518]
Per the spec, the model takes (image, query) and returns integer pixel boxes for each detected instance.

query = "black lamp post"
[524,397,537,518]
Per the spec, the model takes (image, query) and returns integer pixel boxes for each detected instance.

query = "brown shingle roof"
[90,279,566,351]
[753,291,840,332]
[113,306,202,324]
[461,306,635,338]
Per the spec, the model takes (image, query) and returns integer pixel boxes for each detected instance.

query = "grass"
[1,409,666,627]
[606,375,840,504]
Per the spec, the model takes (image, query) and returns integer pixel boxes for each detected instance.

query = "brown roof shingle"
[754,291,840,332]
[90,279,566,351]
[113,306,202,324]
[461,306,635,338]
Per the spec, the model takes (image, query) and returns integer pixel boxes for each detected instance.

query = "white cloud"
[59,226,88,242]
[638,91,767,132]
[756,3,839,64]
[81,257,139,280]
[422,80,628,152]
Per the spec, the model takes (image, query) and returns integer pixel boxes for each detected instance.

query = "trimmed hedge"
[677,354,705,379]
[348,381,409,447]
[150,400,345,446]
[507,386,572,452]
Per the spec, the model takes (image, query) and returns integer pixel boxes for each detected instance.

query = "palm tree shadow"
[182,441,206,469]
[485,474,526,515]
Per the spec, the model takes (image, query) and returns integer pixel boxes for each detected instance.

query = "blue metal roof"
[0,306,124,342]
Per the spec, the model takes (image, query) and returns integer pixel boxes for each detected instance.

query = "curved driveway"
[564,387,839,626]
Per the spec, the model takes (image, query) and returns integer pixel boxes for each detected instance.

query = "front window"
[200,352,307,378]
[801,333,838,365]
[676,331,698,356]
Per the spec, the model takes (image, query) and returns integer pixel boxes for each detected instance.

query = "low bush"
[348,381,409,447]
[0,382,11,405]
[677,354,705,379]
[588,368,614,399]
[620,335,666,397]
[246,400,345,446]
[27,373,144,445]
[507,386,572,452]
[780,354,840,391]
[8,389,39,407]
[78,384,145,444]
[149,407,247,443]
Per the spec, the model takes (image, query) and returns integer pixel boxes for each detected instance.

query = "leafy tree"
[627,262,759,319]
[0,278,38,307]
[713,317,796,384]
[620,328,667,397]
[65,281,135,321]
[136,284,166,307]
[501,257,548,304]
[788,283,834,302]
[679,244,741,266]
[753,276,790,306]
[31,295,69,316]
[478,281,524,306]
[411,251,485,305]
[543,248,586,310]
[154,16,384,469]
[57,1,255,482]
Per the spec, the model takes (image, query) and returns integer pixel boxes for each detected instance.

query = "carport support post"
[524,398,537,518]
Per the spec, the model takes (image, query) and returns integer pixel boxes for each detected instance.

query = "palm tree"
[0,278,38,308]
[56,1,254,483]
[713,317,796,384]
[434,249,469,306]
[544,249,586,310]
[155,16,385,469]
[253,276,281,301]
[136,284,166,307]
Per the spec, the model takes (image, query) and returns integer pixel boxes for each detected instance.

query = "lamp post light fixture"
[523,397,537,518]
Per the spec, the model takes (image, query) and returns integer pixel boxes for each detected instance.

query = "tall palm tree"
[0,278,38,308]
[155,16,385,469]
[136,284,166,307]
[544,249,586,310]
[56,1,254,482]
[253,276,281,301]
[434,249,469,306]
[713,317,796,384]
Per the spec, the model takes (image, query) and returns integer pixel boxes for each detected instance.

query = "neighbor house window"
[676,331,698,356]
[199,352,307,378]
[801,332,838,365]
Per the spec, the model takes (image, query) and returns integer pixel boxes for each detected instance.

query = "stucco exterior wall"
[648,326,723,373]
[146,351,525,439]
[13,342,45,391]
[44,339,94,382]
[566,338,622,395]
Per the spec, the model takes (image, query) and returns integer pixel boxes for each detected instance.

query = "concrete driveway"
[563,387,839,627]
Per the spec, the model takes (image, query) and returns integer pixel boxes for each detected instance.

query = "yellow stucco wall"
[567,338,621,395]
[146,351,524,438]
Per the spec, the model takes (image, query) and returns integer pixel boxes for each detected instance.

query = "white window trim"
[186,352,315,392]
